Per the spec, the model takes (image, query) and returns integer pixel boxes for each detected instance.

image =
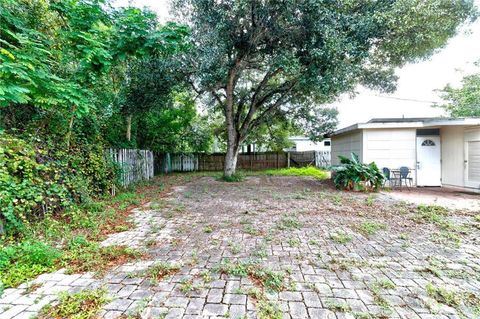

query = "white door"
[465,140,480,188]
[416,136,441,186]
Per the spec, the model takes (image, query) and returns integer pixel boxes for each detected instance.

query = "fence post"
[287,152,290,168]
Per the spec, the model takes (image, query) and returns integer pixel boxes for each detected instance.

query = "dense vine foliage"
[0,0,209,235]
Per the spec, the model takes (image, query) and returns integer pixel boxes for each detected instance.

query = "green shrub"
[0,241,60,288]
[331,153,384,191]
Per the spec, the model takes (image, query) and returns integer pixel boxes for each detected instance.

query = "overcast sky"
[114,0,480,128]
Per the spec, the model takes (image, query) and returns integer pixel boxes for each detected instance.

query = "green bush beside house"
[331,153,385,192]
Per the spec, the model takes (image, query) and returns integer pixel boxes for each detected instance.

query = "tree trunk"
[66,105,76,148]
[224,136,240,177]
[126,115,132,142]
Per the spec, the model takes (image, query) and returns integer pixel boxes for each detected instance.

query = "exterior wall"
[331,131,363,165]
[441,126,465,188]
[290,138,331,152]
[362,129,417,182]
[464,127,480,190]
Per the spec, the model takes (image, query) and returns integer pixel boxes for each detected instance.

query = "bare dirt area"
[2,175,480,319]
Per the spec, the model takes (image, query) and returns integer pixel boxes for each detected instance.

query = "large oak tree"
[174,0,477,177]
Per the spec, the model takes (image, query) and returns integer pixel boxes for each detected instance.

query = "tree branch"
[243,79,299,137]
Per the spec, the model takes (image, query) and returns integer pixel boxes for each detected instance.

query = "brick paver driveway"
[1,176,480,319]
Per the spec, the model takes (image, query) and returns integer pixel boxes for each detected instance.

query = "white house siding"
[464,127,480,189]
[441,126,465,188]
[331,131,363,165]
[362,129,417,177]
[289,137,331,152]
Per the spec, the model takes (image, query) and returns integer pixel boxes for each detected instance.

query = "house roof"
[332,117,480,136]
[288,135,331,141]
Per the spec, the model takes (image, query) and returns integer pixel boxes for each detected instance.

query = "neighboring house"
[284,136,331,152]
[330,117,480,190]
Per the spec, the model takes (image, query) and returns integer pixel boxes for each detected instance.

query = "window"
[421,139,436,146]
[324,140,331,146]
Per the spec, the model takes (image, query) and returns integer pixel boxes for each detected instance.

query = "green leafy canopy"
[173,0,477,175]
[436,70,480,117]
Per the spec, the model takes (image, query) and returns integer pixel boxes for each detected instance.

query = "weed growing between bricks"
[38,288,109,319]
[214,259,289,319]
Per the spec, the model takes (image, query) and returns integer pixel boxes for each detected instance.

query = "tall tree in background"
[437,70,480,117]
[174,0,477,177]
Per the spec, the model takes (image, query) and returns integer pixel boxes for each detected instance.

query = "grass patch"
[414,204,449,224]
[329,257,370,271]
[220,173,245,182]
[426,283,480,316]
[358,221,387,236]
[247,287,283,319]
[243,224,260,236]
[329,231,352,244]
[277,214,303,230]
[287,238,300,247]
[413,205,465,247]
[228,241,242,254]
[253,245,269,258]
[416,256,479,281]
[0,188,144,289]
[365,195,376,206]
[39,288,109,319]
[370,281,394,310]
[376,279,396,290]
[331,194,343,205]
[325,300,351,312]
[259,166,329,180]
[0,241,60,289]
[133,262,181,282]
[215,259,287,292]
[256,298,283,319]
[62,239,142,275]
[203,225,214,233]
[426,283,461,307]
[179,277,201,294]
[430,230,461,247]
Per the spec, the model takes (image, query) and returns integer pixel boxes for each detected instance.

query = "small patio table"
[390,168,413,188]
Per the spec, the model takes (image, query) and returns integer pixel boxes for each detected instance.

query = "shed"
[330,117,480,190]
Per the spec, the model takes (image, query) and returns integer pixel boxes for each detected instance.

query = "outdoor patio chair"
[382,167,399,188]
[399,166,413,187]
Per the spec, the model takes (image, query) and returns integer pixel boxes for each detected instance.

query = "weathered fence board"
[153,151,331,174]
[109,149,154,186]
[315,151,331,167]
[154,152,288,173]
[198,152,288,171]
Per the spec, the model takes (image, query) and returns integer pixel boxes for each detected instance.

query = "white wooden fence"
[315,150,331,167]
[171,154,198,171]
[109,149,154,186]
